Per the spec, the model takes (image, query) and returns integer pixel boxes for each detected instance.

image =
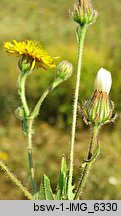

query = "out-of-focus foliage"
[0,0,121,200]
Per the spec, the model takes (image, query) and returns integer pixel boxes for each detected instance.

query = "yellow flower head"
[3,40,57,70]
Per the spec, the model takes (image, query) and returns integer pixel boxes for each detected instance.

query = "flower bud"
[55,61,73,82]
[70,0,98,26]
[94,68,112,94]
[80,68,115,126]
[15,106,29,135]
[15,106,25,120]
[86,91,113,125]
[18,55,35,73]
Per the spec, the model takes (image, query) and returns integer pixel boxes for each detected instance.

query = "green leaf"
[35,174,55,200]
[56,155,68,200]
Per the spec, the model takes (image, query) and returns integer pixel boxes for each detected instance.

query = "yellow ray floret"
[3,40,57,69]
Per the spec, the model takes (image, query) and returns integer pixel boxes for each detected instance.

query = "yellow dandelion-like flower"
[3,40,57,70]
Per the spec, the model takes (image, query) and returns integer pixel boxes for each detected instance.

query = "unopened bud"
[70,0,98,26]
[86,91,113,125]
[15,106,25,120]
[18,55,35,73]
[55,60,73,82]
[15,106,28,135]
[94,68,112,94]
[80,68,115,126]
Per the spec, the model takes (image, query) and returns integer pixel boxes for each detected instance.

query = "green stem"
[28,80,61,194]
[68,26,87,199]
[0,160,33,200]
[27,117,37,195]
[18,74,30,117]
[18,73,36,194]
[88,125,100,159]
[31,81,59,119]
[74,125,100,200]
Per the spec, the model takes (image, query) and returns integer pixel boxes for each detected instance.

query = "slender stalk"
[18,74,30,117]
[18,73,36,194]
[88,125,100,159]
[74,125,100,200]
[0,160,33,200]
[31,81,59,119]
[27,80,61,195]
[27,117,37,195]
[68,25,87,199]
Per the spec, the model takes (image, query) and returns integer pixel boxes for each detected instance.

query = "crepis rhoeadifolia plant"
[0,0,117,200]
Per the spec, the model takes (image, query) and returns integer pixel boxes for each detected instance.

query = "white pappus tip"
[94,68,112,94]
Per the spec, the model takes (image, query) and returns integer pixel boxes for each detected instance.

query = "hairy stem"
[18,73,36,194]
[0,160,33,200]
[18,74,30,117]
[74,125,100,200]
[31,81,59,119]
[27,117,37,195]
[68,26,87,199]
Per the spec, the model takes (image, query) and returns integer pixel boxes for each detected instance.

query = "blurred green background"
[0,0,121,199]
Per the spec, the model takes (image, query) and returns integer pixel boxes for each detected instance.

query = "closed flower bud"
[55,60,73,82]
[18,55,35,74]
[70,0,98,27]
[15,106,29,135]
[85,91,113,126]
[94,68,112,94]
[80,68,116,126]
[15,106,25,120]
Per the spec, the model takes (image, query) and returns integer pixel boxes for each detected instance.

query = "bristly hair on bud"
[70,0,98,27]
[55,60,73,82]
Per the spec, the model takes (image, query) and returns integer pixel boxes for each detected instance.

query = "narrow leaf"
[35,174,55,200]
[56,155,68,199]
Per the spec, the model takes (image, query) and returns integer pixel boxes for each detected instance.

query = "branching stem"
[31,81,60,119]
